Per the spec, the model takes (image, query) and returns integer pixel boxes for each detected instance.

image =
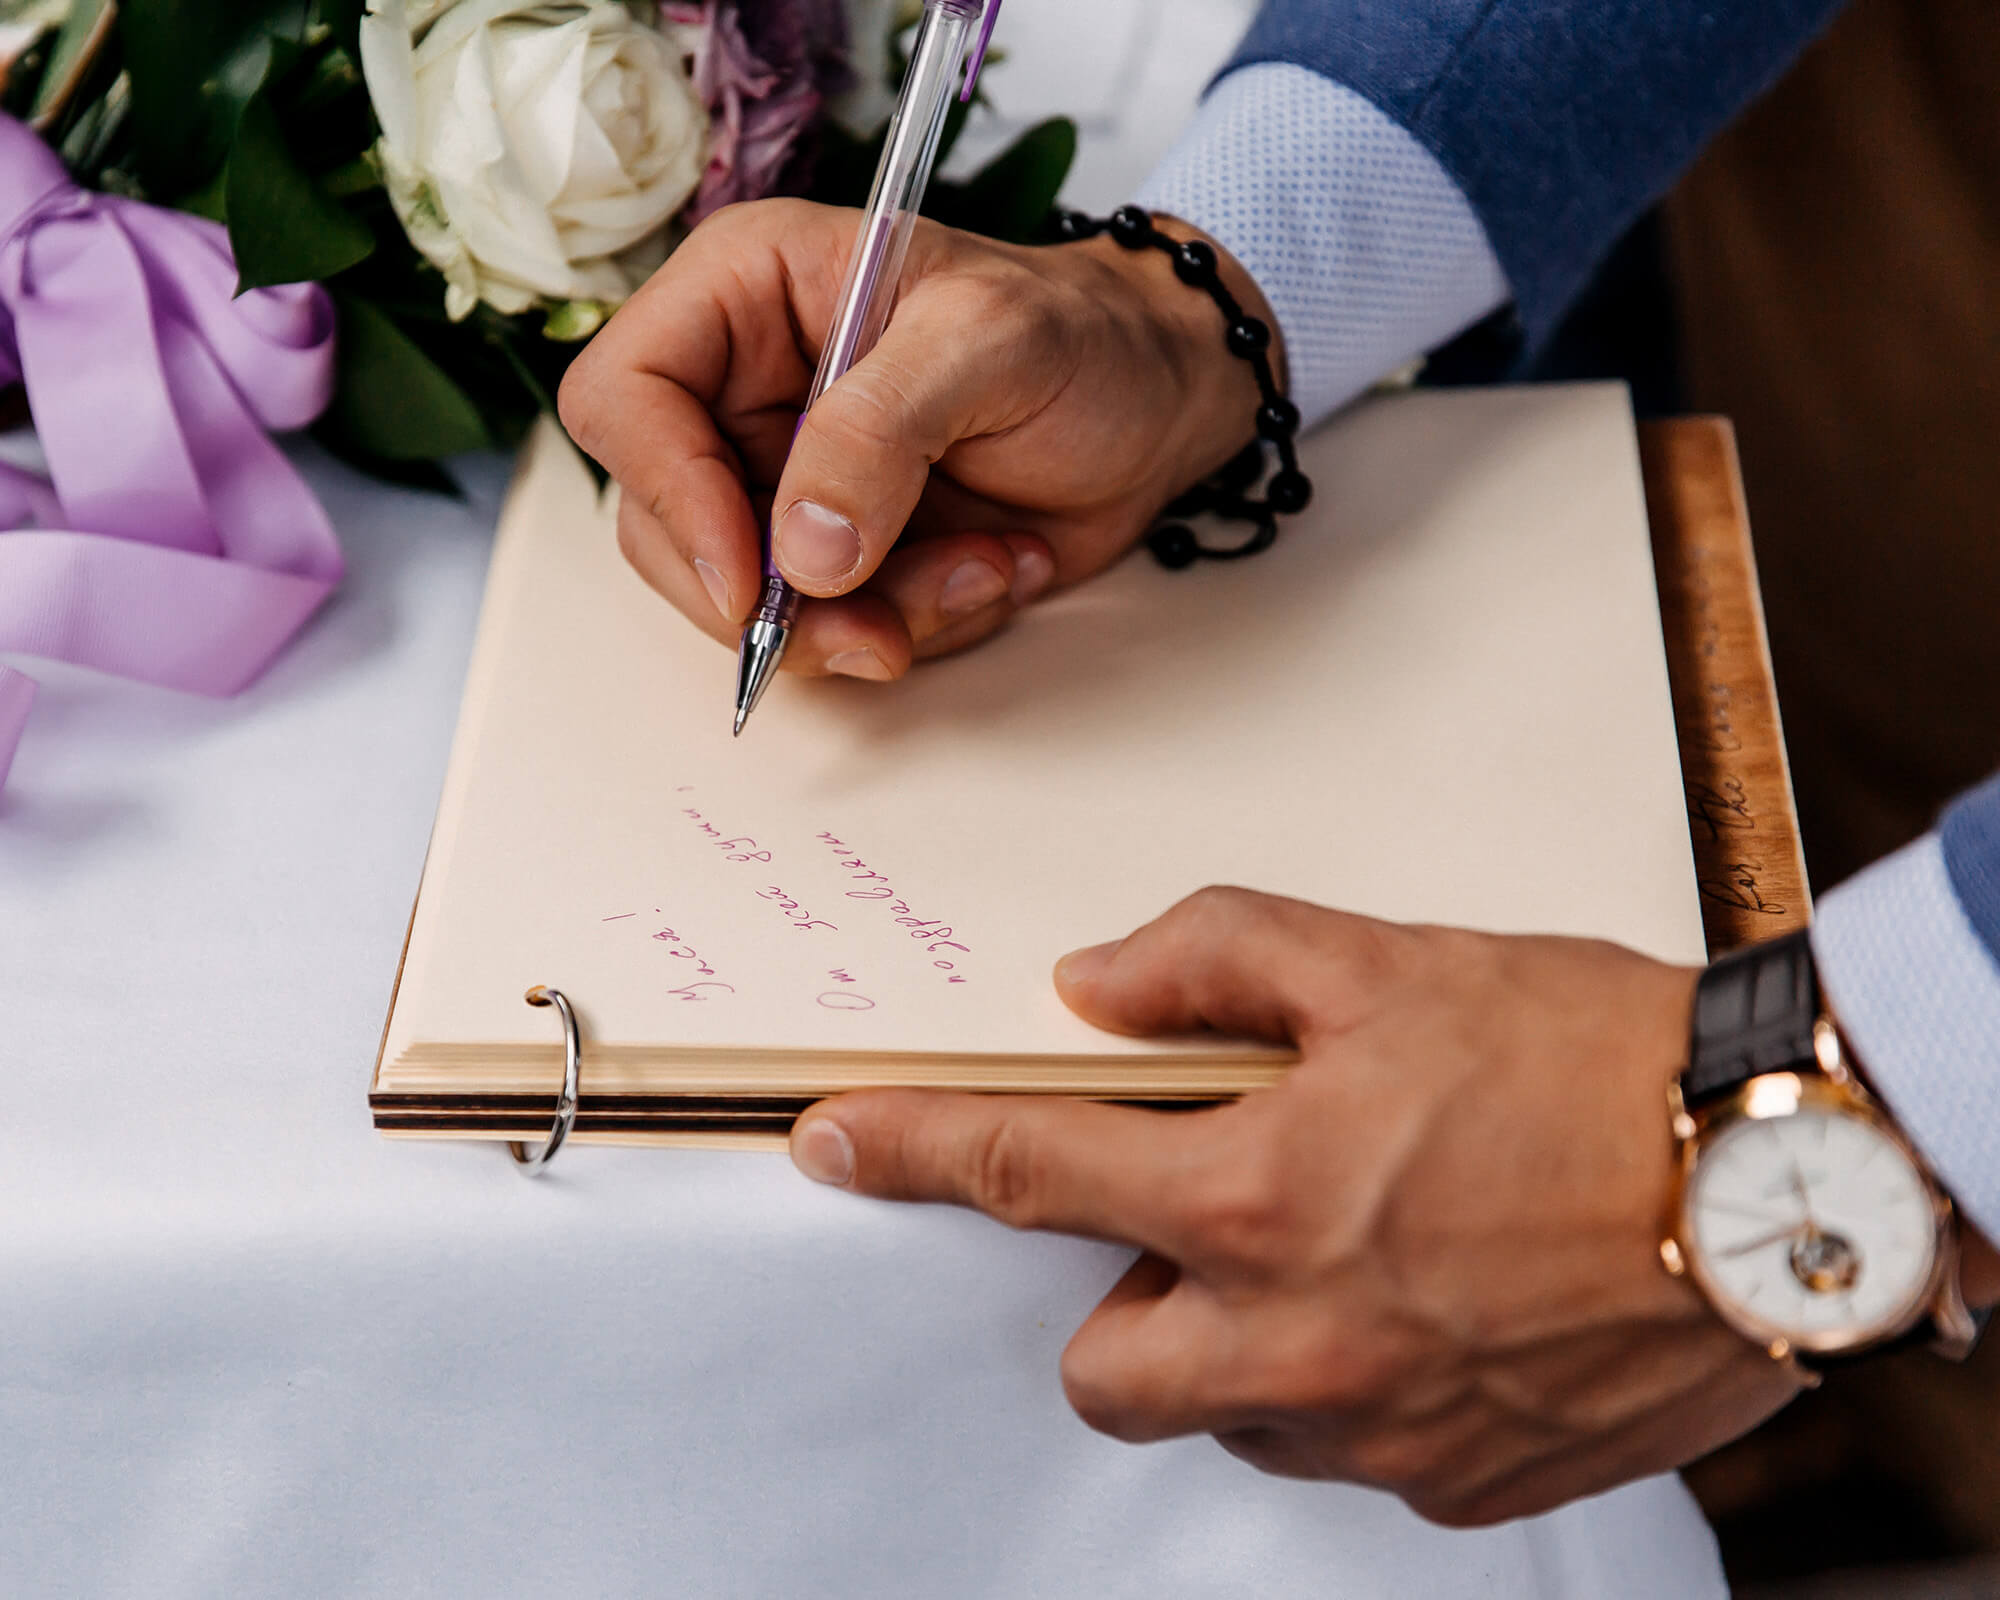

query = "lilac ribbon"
[0,114,341,792]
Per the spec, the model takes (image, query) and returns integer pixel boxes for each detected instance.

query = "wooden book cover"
[374,384,1707,1146]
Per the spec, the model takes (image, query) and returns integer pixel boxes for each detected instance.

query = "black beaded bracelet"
[1054,204,1310,569]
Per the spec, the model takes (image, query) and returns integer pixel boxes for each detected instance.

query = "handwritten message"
[594,788,978,1019]
[815,830,971,984]
[601,909,736,1000]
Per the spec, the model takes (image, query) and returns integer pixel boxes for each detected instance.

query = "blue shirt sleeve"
[1221,0,1848,344]
[1813,821,2000,1250]
[1132,64,1508,425]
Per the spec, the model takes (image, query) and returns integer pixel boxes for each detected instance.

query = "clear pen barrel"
[807,0,981,403]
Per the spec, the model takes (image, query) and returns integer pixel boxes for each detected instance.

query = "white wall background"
[942,0,1261,210]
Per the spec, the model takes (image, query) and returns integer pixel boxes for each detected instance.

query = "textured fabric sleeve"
[1940,771,2000,969]
[1132,63,1508,426]
[1813,830,2000,1248]
[1221,0,1850,344]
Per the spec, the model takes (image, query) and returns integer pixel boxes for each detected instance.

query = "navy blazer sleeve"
[1944,774,2000,972]
[1224,0,1848,340]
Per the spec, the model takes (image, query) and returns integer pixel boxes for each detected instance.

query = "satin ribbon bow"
[0,113,342,793]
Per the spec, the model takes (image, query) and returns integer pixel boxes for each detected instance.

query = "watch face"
[1686,1104,1939,1349]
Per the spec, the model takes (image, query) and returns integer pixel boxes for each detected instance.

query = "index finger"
[792,1089,1216,1259]
[557,207,835,622]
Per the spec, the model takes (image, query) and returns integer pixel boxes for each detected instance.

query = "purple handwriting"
[679,805,773,864]
[756,884,837,933]
[650,921,721,976]
[816,830,971,983]
[817,968,876,1011]
[666,981,736,1002]
[602,906,736,1000]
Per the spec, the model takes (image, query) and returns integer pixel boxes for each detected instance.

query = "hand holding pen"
[732,0,1003,733]
[558,15,1284,715]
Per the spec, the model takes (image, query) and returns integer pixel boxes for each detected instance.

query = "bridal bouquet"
[0,0,1073,485]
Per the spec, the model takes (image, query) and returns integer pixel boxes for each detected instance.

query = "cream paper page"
[381,383,1704,1085]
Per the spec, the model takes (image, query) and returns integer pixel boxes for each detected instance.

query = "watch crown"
[1659,1238,1687,1277]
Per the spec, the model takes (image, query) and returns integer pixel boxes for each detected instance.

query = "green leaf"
[178,165,229,223]
[319,153,382,198]
[226,89,375,288]
[117,0,312,199]
[926,117,1076,244]
[323,294,493,461]
[311,425,466,496]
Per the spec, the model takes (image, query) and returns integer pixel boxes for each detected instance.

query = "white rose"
[360,0,709,321]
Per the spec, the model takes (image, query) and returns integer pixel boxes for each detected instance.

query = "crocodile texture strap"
[1683,927,1819,1108]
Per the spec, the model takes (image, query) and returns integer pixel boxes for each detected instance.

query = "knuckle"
[1240,1336,1394,1419]
[615,496,677,591]
[1336,914,1411,989]
[949,271,1023,331]
[615,497,652,568]
[1166,885,1267,951]
[685,195,791,253]
[990,280,1068,359]
[812,371,918,468]
[1179,1149,1290,1264]
[962,1117,1048,1230]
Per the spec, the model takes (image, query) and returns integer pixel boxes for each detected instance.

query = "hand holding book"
[789,885,1794,1528]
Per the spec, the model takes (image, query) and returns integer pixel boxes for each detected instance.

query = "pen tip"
[732,707,748,738]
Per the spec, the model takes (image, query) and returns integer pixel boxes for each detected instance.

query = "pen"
[733,0,1003,736]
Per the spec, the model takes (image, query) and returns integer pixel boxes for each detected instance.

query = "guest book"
[373,383,1708,1150]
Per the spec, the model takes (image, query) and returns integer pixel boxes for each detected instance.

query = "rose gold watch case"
[1661,1019,1978,1371]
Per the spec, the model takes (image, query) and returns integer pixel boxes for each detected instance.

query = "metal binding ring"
[511,986,580,1172]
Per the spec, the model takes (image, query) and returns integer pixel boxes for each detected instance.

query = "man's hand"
[788,887,1801,1527]
[557,199,1276,681]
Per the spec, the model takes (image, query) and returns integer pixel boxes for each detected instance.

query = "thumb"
[1054,886,1359,1045]
[769,284,1022,598]
[790,1089,1210,1257]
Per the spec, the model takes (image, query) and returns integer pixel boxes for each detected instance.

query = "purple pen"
[733,0,1003,736]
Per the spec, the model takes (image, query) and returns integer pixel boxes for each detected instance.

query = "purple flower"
[666,0,856,222]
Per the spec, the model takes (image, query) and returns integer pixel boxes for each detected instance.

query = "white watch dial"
[1687,1106,1938,1346]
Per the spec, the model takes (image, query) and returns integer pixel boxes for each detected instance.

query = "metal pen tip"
[733,613,790,742]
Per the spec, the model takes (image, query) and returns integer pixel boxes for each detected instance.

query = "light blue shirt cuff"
[1814,833,2000,1249]
[1131,63,1510,428]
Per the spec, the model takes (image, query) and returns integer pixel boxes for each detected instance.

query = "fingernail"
[1055,940,1120,987]
[795,1118,854,1186]
[693,558,734,621]
[939,559,1009,618]
[1011,547,1055,605]
[826,647,893,681]
[776,499,862,587]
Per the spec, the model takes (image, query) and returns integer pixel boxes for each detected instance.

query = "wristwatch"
[1660,929,1986,1380]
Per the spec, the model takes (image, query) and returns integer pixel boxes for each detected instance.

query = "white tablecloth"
[1,5,1726,1591]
